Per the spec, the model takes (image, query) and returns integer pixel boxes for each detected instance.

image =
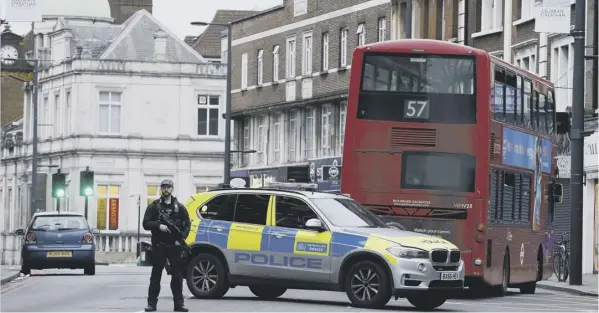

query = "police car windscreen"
[312,198,388,227]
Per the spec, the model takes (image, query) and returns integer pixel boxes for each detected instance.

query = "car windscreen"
[311,198,388,228]
[30,215,89,231]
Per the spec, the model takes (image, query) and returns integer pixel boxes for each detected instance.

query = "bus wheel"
[495,253,510,297]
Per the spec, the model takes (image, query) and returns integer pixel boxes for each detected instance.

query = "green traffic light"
[56,189,65,198]
[84,187,93,196]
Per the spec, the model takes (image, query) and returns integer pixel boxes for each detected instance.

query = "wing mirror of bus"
[556,112,571,134]
[305,219,325,232]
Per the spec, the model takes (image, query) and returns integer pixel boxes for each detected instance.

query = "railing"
[0,232,152,265]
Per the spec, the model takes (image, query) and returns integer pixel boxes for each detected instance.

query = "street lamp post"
[191,21,233,185]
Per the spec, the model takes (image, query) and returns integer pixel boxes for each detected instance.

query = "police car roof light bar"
[263,182,319,191]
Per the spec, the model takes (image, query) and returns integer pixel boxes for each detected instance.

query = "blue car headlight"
[386,246,429,259]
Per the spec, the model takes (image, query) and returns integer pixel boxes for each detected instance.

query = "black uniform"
[142,196,190,311]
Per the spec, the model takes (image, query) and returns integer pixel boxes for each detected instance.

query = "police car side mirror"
[305,219,325,232]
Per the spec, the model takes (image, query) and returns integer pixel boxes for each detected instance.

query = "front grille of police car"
[430,249,461,263]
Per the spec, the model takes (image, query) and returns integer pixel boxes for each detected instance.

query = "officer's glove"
[159,224,170,233]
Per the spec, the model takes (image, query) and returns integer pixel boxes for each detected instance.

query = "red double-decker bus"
[341,39,567,296]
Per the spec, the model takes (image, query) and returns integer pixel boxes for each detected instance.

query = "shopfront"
[308,157,343,193]
[244,166,310,188]
[583,131,598,274]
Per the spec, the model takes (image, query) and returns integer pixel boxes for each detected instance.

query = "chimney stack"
[153,29,167,61]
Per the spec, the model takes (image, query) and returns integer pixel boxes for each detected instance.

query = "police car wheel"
[186,253,229,299]
[407,295,447,310]
[249,285,287,299]
[344,260,392,309]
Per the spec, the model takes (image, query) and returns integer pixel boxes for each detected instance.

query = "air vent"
[390,127,436,150]
[489,132,496,160]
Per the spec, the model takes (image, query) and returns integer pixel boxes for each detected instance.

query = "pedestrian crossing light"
[80,169,95,197]
[52,173,66,199]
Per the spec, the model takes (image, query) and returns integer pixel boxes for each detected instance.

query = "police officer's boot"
[174,304,188,312]
[144,305,156,312]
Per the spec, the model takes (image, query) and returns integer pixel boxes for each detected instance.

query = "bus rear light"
[476,224,485,232]
[25,232,36,243]
[475,234,484,243]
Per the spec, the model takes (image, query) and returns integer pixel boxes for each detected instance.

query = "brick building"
[227,0,463,189]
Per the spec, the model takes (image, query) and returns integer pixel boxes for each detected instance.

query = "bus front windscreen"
[358,53,477,124]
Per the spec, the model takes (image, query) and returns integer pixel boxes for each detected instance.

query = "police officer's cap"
[160,179,174,187]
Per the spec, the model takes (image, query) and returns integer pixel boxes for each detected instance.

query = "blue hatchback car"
[15,212,99,275]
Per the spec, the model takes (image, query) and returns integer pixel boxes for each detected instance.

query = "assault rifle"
[158,212,193,258]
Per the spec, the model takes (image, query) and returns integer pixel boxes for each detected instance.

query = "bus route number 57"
[404,100,430,119]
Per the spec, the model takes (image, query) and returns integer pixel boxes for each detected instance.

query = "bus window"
[505,72,517,125]
[532,91,539,132]
[539,93,547,135]
[401,152,476,193]
[523,79,533,129]
[357,53,476,124]
[516,75,523,127]
[494,68,506,121]
[547,90,555,135]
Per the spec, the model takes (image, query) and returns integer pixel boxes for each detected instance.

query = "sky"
[2,0,283,39]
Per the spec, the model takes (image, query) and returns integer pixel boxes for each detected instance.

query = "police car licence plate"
[440,272,459,280]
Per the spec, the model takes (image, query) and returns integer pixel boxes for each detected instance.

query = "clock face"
[1,45,18,65]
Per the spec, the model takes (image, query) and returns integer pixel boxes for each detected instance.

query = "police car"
[182,183,464,310]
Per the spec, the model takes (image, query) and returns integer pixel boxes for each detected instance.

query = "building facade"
[0,10,226,265]
[228,0,461,190]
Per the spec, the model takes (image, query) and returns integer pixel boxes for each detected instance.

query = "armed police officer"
[142,179,190,312]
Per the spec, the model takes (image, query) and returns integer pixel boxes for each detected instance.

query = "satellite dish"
[230,177,246,188]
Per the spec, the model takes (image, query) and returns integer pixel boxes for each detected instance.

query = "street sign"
[2,0,43,22]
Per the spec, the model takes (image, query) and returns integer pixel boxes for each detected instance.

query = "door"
[226,193,272,277]
[267,195,332,282]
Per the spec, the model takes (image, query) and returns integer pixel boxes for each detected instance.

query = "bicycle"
[552,232,569,282]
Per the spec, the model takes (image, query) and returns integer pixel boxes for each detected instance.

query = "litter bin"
[137,241,153,266]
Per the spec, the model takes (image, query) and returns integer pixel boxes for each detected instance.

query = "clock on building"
[1,45,18,65]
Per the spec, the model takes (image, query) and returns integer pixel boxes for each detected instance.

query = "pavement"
[1,265,598,312]
[1,265,22,285]
[537,274,598,296]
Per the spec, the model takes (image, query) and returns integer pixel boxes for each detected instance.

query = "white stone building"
[0,2,227,264]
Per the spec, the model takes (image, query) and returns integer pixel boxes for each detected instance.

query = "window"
[516,52,537,74]
[505,71,517,125]
[302,32,313,75]
[523,79,533,129]
[532,91,539,132]
[234,194,270,225]
[547,89,555,135]
[489,169,531,225]
[321,32,329,71]
[378,18,387,42]
[286,37,296,78]
[551,39,573,111]
[64,91,71,135]
[96,184,120,231]
[515,76,523,127]
[31,215,89,231]
[480,0,504,31]
[339,102,347,151]
[357,23,365,46]
[146,185,160,205]
[288,110,299,162]
[305,108,315,159]
[312,198,387,228]
[198,194,235,221]
[241,53,248,89]
[520,0,534,20]
[493,68,506,121]
[42,96,48,138]
[273,113,282,163]
[257,49,264,85]
[98,91,121,133]
[274,196,318,229]
[294,0,307,17]
[53,94,60,137]
[321,104,332,157]
[358,54,476,124]
[401,152,476,193]
[242,117,250,166]
[340,28,348,67]
[538,93,547,134]
[197,95,219,136]
[256,115,267,164]
[273,45,280,81]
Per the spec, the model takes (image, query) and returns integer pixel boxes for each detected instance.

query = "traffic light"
[52,173,66,198]
[80,169,94,197]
